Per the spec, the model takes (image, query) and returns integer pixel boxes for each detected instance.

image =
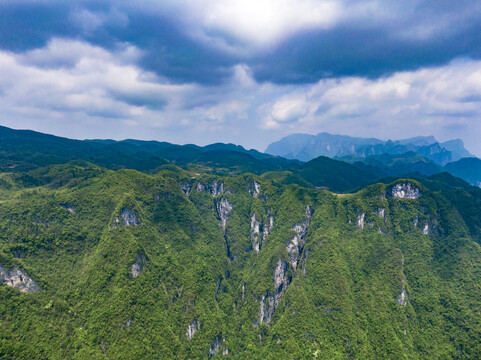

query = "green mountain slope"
[0,126,300,175]
[1,161,481,359]
[342,152,443,177]
[0,125,384,192]
[297,156,380,192]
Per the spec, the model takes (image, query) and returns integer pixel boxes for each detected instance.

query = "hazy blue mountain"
[444,157,481,187]
[266,132,472,165]
[441,139,474,161]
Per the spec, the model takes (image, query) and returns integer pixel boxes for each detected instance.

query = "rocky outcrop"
[60,204,75,213]
[217,198,233,259]
[286,205,312,271]
[398,255,408,307]
[263,216,274,244]
[196,182,205,192]
[378,208,385,218]
[209,180,224,197]
[0,266,40,293]
[398,280,408,307]
[209,337,227,357]
[248,180,261,198]
[180,183,192,196]
[250,213,274,253]
[115,208,139,227]
[422,222,429,235]
[259,259,290,325]
[216,198,232,233]
[356,212,365,230]
[390,183,421,199]
[251,213,261,253]
[186,320,200,341]
[131,254,147,277]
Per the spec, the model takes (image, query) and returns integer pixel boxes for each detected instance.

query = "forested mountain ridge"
[1,157,481,359]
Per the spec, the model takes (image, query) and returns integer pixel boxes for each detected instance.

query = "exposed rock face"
[131,254,147,277]
[251,213,261,253]
[390,183,421,199]
[258,294,273,326]
[120,208,139,226]
[250,213,274,253]
[413,217,419,228]
[356,212,365,230]
[397,255,408,306]
[398,280,408,307]
[209,337,227,357]
[180,183,192,196]
[209,180,224,197]
[263,216,274,244]
[60,204,75,213]
[259,259,290,325]
[422,222,429,235]
[378,208,385,218]
[286,205,312,271]
[196,182,205,192]
[216,198,232,233]
[0,266,40,293]
[273,259,289,304]
[217,198,233,259]
[186,320,200,341]
[248,180,261,198]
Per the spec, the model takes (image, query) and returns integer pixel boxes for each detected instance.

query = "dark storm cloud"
[251,22,481,84]
[0,3,75,51]
[0,1,237,85]
[113,13,237,85]
[1,0,481,85]
[109,90,167,110]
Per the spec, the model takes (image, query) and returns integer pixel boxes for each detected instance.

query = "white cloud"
[271,96,309,122]
[258,59,481,155]
[201,0,342,46]
[2,37,481,156]
[0,39,194,127]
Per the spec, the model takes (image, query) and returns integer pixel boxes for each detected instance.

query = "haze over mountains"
[266,132,473,164]
[266,132,481,187]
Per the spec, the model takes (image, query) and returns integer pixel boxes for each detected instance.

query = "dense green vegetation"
[1,156,481,359]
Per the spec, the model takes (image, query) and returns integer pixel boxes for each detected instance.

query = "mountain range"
[266,132,481,187]
[266,132,473,165]
[2,126,481,358]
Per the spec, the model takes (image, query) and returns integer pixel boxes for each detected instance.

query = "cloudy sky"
[1,0,481,155]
